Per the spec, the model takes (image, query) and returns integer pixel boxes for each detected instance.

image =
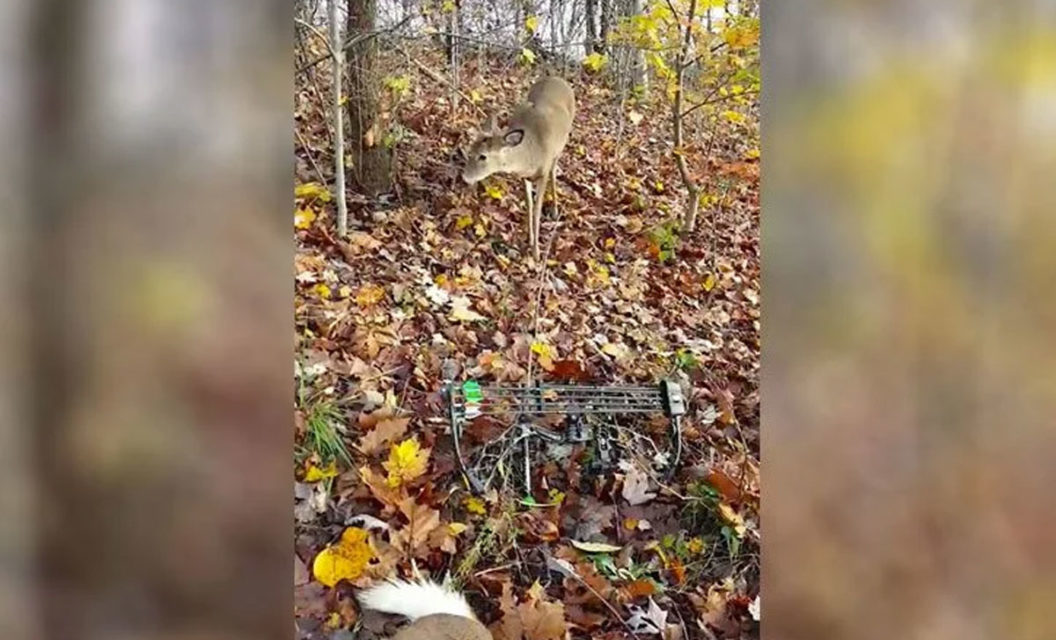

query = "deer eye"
[477,154,486,162]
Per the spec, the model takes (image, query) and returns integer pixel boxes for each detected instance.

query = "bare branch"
[296,14,411,75]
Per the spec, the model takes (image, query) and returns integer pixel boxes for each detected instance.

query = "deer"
[461,76,575,261]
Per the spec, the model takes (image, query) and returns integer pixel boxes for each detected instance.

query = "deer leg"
[532,173,547,261]
[524,179,535,258]
[549,160,559,217]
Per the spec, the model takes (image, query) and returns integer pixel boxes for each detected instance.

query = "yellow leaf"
[455,215,474,232]
[687,537,706,554]
[703,273,717,292]
[294,207,317,230]
[718,502,747,537]
[474,222,487,238]
[355,283,386,307]
[604,238,616,249]
[745,148,760,160]
[338,285,352,298]
[442,0,456,12]
[464,496,486,515]
[383,438,430,487]
[304,460,338,482]
[520,48,536,65]
[325,612,342,629]
[484,182,504,200]
[295,182,332,202]
[311,527,373,587]
[449,522,468,535]
[582,52,607,73]
[525,15,539,34]
[531,341,553,359]
[469,89,482,103]
[723,110,746,124]
[313,283,331,299]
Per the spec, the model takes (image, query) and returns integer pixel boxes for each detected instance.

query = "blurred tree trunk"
[628,0,646,90]
[585,0,598,52]
[599,0,611,53]
[347,0,392,196]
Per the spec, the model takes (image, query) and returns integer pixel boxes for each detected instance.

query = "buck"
[462,76,575,261]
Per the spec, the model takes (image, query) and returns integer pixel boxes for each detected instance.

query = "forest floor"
[294,47,760,640]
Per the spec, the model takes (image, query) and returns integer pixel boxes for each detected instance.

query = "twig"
[294,18,334,58]
[296,15,411,75]
[563,568,641,637]
[397,47,487,116]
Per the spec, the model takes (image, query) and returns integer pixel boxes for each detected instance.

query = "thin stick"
[397,47,487,116]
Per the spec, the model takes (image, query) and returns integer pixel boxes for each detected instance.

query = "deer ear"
[504,129,524,146]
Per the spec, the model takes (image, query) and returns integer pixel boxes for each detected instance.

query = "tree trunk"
[628,0,647,91]
[585,0,598,53]
[329,0,348,235]
[599,0,610,53]
[673,0,701,232]
[347,0,392,197]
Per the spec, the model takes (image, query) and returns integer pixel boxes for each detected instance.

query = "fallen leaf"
[570,540,622,553]
[465,496,487,515]
[626,598,668,635]
[383,438,430,487]
[311,527,373,588]
[705,469,743,503]
[391,496,442,557]
[624,578,657,599]
[518,583,567,640]
[358,417,410,454]
[717,502,747,537]
[358,465,404,509]
[294,207,317,230]
[621,464,656,505]
[303,460,338,482]
[450,296,486,322]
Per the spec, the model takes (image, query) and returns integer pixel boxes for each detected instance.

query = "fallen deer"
[461,76,575,260]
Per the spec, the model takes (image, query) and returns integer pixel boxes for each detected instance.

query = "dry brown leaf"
[623,578,657,599]
[358,417,410,454]
[358,465,404,510]
[499,582,524,640]
[621,464,656,505]
[390,496,441,557]
[704,468,743,503]
[519,595,566,640]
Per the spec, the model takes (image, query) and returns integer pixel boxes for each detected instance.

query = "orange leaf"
[624,578,657,598]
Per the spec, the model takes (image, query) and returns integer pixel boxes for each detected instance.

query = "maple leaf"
[518,582,566,640]
[357,417,410,454]
[383,438,430,487]
[390,496,442,557]
[358,465,404,509]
